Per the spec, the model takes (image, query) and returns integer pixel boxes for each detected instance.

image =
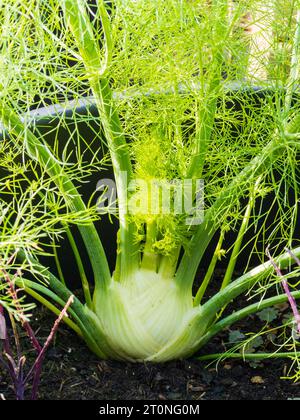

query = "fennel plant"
[1,0,300,362]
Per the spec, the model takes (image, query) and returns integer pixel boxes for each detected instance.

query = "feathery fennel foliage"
[1,0,300,363]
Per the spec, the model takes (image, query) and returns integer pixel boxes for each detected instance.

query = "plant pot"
[0,86,297,288]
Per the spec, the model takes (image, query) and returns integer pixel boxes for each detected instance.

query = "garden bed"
[1,313,298,401]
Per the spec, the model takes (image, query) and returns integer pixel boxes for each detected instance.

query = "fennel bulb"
[92,270,202,361]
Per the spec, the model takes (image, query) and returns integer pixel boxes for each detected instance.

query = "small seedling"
[257,308,279,323]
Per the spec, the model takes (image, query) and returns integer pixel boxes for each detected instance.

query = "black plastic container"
[0,88,298,288]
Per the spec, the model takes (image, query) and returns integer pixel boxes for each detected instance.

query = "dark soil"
[1,275,300,401]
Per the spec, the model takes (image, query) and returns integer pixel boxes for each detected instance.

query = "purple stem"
[22,322,42,353]
[27,295,74,400]
[266,247,300,334]
[285,248,300,269]
[1,266,42,354]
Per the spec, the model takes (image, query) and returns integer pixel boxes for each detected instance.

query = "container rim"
[0,81,278,134]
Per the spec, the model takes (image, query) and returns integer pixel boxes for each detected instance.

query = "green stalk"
[197,290,300,351]
[60,0,106,76]
[91,79,140,280]
[178,108,300,294]
[199,246,300,331]
[220,192,255,292]
[187,0,229,178]
[60,0,140,280]
[17,277,126,359]
[17,250,115,359]
[18,281,82,335]
[187,79,220,179]
[52,243,66,286]
[176,134,284,292]
[198,352,300,361]
[16,278,79,320]
[21,170,92,307]
[151,247,300,362]
[65,226,92,309]
[215,180,259,319]
[193,230,225,306]
[284,9,300,114]
[158,247,181,280]
[141,221,158,271]
[178,5,300,294]
[0,104,111,293]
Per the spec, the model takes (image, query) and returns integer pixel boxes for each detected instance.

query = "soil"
[1,277,300,401]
